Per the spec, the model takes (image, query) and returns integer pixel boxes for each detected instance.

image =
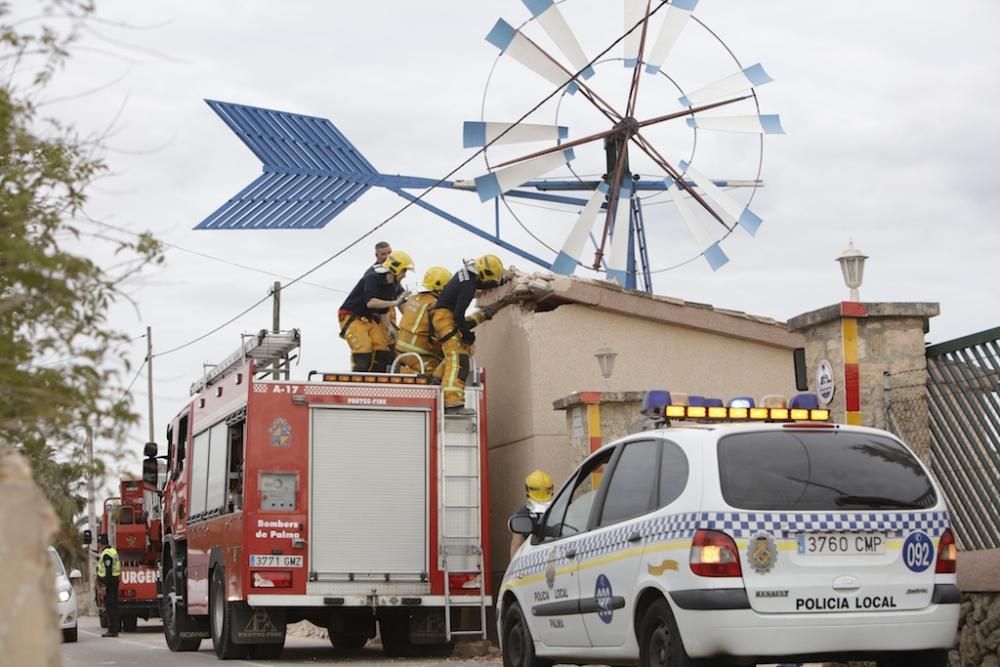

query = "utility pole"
[85,425,97,614]
[271,281,281,379]
[146,326,155,444]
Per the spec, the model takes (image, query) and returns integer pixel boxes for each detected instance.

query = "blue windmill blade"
[195,100,379,230]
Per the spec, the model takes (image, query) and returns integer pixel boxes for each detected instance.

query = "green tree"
[1,0,163,567]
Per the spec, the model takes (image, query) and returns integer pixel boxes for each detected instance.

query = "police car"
[499,392,959,667]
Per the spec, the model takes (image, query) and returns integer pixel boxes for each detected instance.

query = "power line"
[149,4,670,359]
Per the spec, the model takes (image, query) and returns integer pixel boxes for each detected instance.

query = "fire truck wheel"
[210,566,249,660]
[247,642,284,659]
[379,616,415,657]
[329,633,368,653]
[163,567,202,652]
[122,615,138,633]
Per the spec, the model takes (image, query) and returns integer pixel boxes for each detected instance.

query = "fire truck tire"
[122,615,138,633]
[210,566,249,660]
[329,633,368,652]
[379,616,414,657]
[163,567,202,652]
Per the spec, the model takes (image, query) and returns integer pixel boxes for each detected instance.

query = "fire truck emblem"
[747,532,778,574]
[268,417,291,448]
[126,534,137,548]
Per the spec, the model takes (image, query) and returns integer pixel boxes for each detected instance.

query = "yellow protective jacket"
[97,546,121,578]
[396,292,440,360]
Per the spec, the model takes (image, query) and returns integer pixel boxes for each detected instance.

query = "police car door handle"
[628,531,642,543]
[565,549,577,560]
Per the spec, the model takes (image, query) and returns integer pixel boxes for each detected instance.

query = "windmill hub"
[614,116,640,137]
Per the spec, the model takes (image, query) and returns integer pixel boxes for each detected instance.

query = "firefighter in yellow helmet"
[510,469,555,557]
[338,250,413,372]
[430,254,505,414]
[395,267,452,375]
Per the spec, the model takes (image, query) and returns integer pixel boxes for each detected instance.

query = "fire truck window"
[205,421,229,514]
[175,414,190,477]
[189,430,210,517]
[166,424,174,473]
[227,420,245,513]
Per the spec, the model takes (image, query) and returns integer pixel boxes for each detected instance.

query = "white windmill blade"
[463,121,569,148]
[623,0,646,67]
[678,63,773,107]
[679,160,762,235]
[474,148,576,202]
[522,0,595,81]
[686,114,784,134]
[606,182,634,285]
[487,19,581,94]
[645,0,698,74]
[552,183,609,275]
[666,180,729,271]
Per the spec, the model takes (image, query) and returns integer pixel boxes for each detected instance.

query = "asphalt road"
[63,616,503,667]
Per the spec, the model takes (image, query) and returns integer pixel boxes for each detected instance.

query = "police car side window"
[541,448,614,541]
[658,439,689,508]
[597,440,659,527]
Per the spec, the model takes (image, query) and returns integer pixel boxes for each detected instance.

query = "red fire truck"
[97,477,162,631]
[143,330,491,659]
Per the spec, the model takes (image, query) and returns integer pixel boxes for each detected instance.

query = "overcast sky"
[13,1,1000,469]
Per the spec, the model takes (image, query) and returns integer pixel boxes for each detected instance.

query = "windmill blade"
[623,0,647,67]
[605,182,635,285]
[463,121,568,148]
[522,0,595,80]
[645,0,698,74]
[487,19,581,94]
[667,180,730,271]
[686,114,784,134]
[474,148,576,202]
[680,160,762,235]
[552,183,609,275]
[679,63,773,107]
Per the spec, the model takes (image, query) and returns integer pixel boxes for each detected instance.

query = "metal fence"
[885,327,1000,550]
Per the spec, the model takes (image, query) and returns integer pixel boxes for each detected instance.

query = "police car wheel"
[638,599,696,667]
[501,601,551,667]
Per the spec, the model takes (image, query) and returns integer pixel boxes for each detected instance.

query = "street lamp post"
[836,240,868,302]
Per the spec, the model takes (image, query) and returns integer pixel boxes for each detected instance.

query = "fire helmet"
[422,266,452,292]
[474,254,504,287]
[524,469,554,503]
[384,250,414,277]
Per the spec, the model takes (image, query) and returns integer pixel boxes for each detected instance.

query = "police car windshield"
[717,430,936,511]
[48,548,65,576]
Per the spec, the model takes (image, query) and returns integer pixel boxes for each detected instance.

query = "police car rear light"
[690,530,742,578]
[252,570,292,588]
[935,529,957,574]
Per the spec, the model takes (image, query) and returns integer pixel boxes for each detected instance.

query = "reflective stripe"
[396,339,437,357]
[412,303,429,334]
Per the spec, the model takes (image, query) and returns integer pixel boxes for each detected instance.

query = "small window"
[599,440,659,526]
[658,439,689,507]
[542,448,614,540]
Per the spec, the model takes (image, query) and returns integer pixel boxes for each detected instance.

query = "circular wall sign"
[816,360,835,404]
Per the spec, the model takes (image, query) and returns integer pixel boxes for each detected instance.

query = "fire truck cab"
[145,330,490,659]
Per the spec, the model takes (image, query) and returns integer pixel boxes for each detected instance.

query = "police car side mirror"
[509,514,535,535]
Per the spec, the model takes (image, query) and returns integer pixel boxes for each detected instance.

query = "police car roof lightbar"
[641,390,831,423]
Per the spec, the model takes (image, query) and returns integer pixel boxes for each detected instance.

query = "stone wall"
[0,451,60,667]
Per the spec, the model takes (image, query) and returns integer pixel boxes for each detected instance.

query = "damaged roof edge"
[479,272,804,350]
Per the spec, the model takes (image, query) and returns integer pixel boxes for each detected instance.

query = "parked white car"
[499,398,959,667]
[50,546,81,643]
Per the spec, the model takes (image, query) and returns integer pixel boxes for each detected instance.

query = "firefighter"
[430,254,504,414]
[374,240,392,265]
[97,534,122,637]
[510,469,555,558]
[395,266,452,375]
[374,241,403,350]
[339,250,413,372]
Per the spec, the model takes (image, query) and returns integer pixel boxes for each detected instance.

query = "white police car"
[499,392,959,667]
[50,546,81,642]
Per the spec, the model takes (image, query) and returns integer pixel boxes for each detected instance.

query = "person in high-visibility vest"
[96,534,121,637]
[395,267,452,376]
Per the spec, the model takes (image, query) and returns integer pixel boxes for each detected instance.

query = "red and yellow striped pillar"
[578,391,603,453]
[841,302,868,425]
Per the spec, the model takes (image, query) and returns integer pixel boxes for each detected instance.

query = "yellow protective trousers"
[395,292,442,375]
[339,313,392,372]
[430,309,472,408]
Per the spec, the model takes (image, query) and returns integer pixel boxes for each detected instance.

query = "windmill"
[195,0,783,294]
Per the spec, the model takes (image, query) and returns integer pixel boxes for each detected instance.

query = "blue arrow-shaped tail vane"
[196,100,379,230]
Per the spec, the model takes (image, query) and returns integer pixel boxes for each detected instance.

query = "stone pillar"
[787,302,938,463]
[552,391,648,466]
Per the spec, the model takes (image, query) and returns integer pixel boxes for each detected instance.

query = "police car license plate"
[797,532,886,555]
[249,555,303,568]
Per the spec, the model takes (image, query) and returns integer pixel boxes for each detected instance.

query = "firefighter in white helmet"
[395,266,452,376]
[430,254,505,414]
[338,250,412,372]
[510,469,555,558]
